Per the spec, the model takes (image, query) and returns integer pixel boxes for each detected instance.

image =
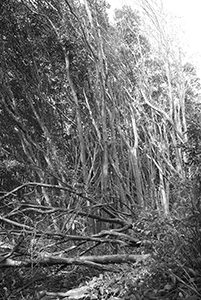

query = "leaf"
[163,283,172,291]
[46,286,90,299]
[65,286,89,299]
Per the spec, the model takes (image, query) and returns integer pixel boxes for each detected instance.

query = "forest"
[0,0,201,299]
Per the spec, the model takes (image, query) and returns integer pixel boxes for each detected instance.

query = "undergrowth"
[1,208,201,300]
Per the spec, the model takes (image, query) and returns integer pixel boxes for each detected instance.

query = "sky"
[107,0,201,76]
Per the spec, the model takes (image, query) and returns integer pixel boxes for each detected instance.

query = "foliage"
[0,0,201,299]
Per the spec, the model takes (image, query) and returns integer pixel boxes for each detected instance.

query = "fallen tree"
[0,253,150,271]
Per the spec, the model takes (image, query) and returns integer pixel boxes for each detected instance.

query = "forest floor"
[1,212,201,299]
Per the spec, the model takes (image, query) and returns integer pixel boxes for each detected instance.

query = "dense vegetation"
[0,0,201,299]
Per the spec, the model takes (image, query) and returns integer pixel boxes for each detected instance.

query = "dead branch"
[0,182,128,224]
[0,253,150,270]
